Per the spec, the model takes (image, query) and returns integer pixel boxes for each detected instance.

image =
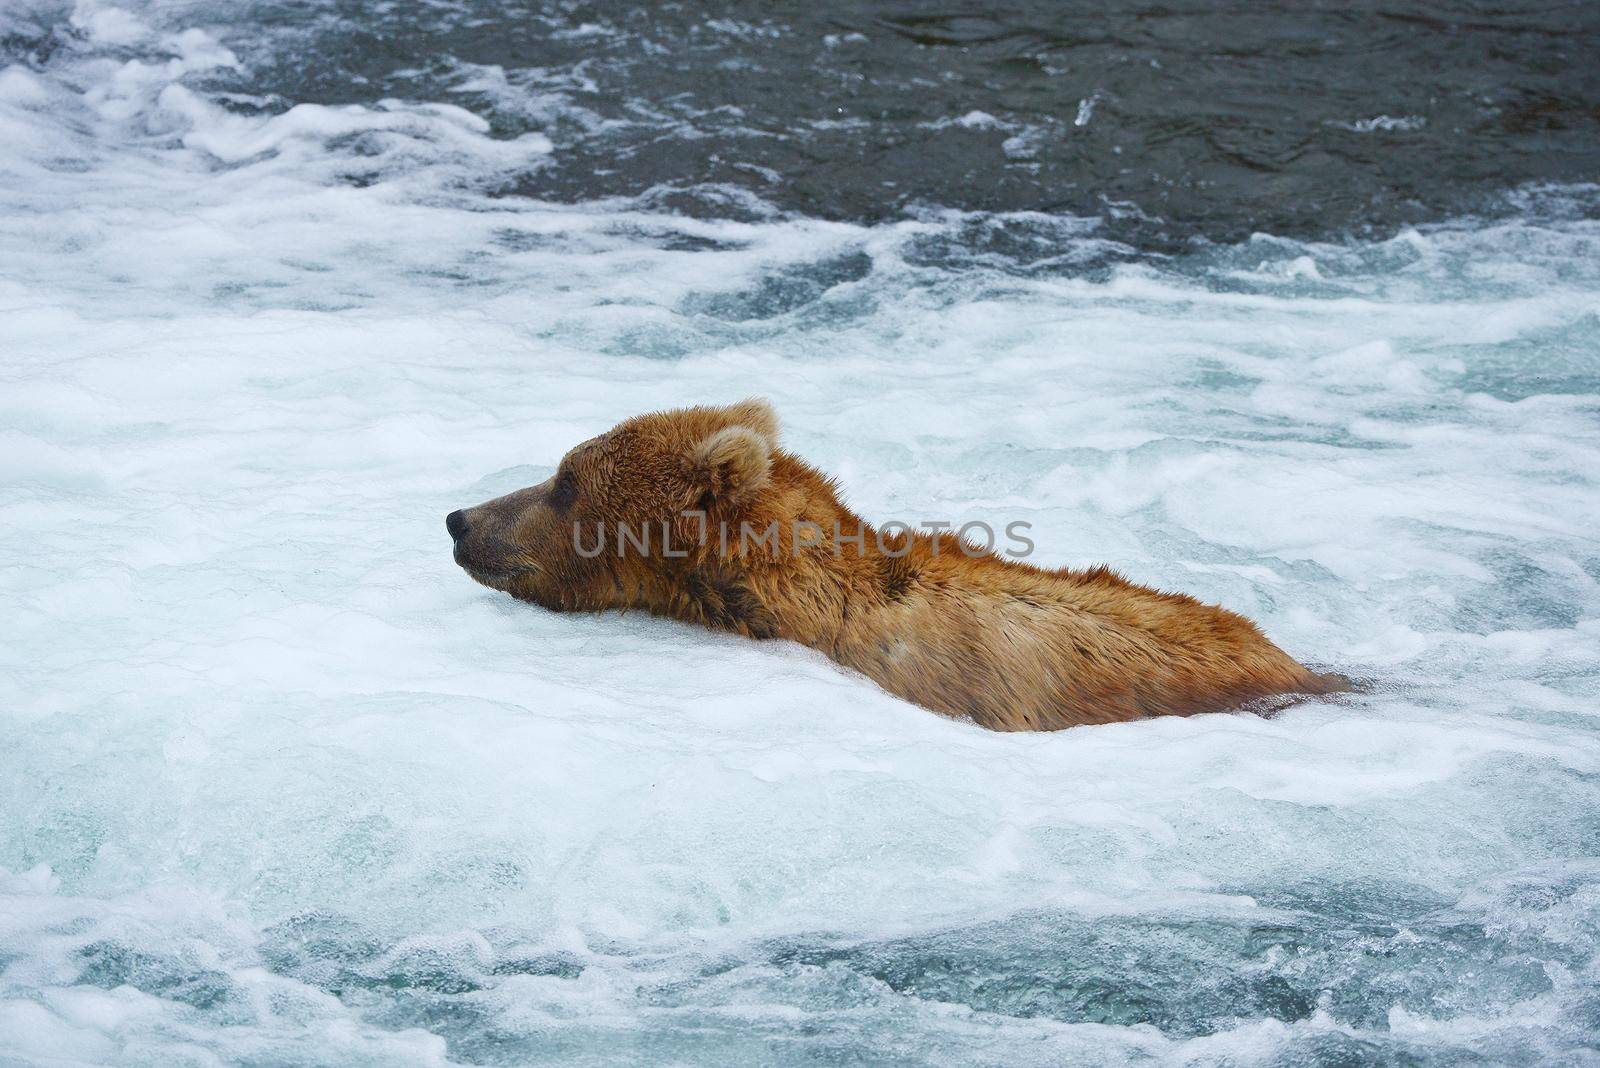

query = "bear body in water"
[448,400,1344,730]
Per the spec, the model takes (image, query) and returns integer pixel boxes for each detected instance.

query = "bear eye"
[549,469,578,510]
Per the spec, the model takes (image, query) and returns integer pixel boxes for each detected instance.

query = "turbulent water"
[3,1,1600,1065]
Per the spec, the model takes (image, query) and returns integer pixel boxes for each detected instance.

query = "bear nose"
[446,510,469,540]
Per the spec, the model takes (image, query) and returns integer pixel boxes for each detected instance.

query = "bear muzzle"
[447,501,543,588]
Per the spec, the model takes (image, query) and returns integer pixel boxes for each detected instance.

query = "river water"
[2,2,1599,1064]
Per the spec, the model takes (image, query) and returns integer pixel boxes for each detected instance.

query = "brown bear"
[446,399,1346,730]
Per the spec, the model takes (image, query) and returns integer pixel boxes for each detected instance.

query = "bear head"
[446,399,780,612]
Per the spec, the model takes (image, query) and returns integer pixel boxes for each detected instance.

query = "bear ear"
[684,402,777,506]
[722,397,779,444]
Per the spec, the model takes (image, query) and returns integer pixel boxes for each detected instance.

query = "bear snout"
[446,508,492,571]
[447,503,526,581]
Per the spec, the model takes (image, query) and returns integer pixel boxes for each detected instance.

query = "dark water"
[207,1,1600,244]
[8,0,1598,247]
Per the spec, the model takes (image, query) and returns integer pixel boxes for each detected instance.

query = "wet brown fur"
[450,400,1345,731]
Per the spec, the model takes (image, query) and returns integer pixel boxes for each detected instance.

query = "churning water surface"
[2,2,1600,1065]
